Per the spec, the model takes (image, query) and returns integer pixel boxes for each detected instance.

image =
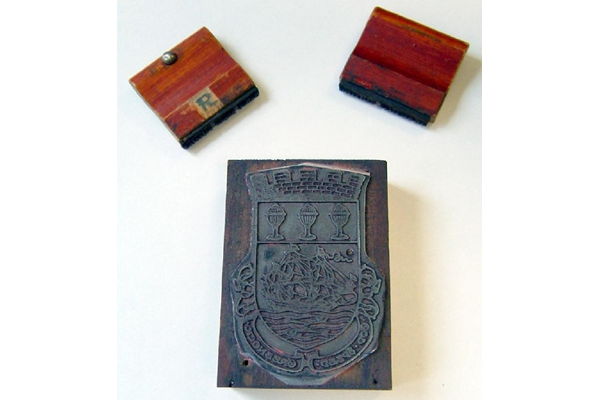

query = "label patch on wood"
[191,86,224,119]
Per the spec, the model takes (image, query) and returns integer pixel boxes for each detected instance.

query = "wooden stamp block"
[218,160,391,389]
[340,7,469,125]
[130,27,259,149]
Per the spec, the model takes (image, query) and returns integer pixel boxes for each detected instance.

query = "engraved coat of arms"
[230,164,385,385]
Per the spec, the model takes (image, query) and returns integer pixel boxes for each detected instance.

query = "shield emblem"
[230,164,385,385]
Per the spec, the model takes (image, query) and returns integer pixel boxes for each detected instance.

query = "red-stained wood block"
[340,7,469,125]
[130,27,259,149]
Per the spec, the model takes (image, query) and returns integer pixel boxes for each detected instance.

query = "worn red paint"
[340,7,469,123]
[130,27,257,146]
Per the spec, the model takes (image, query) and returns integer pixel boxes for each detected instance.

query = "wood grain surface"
[340,7,469,124]
[130,27,257,148]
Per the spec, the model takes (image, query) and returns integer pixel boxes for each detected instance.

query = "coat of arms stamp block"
[217,160,391,389]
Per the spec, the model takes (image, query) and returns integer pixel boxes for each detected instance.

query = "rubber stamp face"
[230,164,385,386]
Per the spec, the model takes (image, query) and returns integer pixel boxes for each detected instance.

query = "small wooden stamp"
[218,160,391,389]
[340,7,469,125]
[130,27,259,149]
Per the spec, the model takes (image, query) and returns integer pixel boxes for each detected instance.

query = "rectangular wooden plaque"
[217,160,391,389]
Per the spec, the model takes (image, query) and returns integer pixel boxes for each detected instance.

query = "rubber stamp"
[340,7,469,124]
[218,160,391,389]
[130,27,259,149]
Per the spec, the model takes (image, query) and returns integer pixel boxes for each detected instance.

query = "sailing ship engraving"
[260,245,357,348]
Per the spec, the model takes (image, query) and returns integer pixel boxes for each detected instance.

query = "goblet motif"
[265,203,286,241]
[329,203,350,241]
[297,203,318,241]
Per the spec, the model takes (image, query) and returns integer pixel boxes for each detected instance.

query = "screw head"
[161,51,177,65]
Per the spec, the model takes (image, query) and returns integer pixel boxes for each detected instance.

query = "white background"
[117,0,481,399]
